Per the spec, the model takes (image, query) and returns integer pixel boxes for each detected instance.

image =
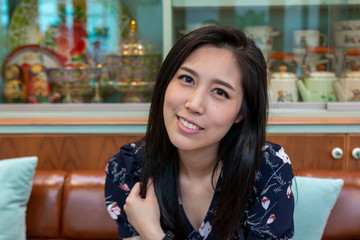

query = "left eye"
[213,88,229,98]
[180,75,193,84]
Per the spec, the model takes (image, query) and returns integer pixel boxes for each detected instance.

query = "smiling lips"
[178,116,203,131]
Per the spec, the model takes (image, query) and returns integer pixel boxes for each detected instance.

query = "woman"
[105,26,294,240]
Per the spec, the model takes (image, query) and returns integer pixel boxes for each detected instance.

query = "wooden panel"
[268,116,360,125]
[0,117,148,125]
[0,134,144,171]
[266,134,346,172]
[1,133,353,172]
[0,116,359,126]
[348,134,360,171]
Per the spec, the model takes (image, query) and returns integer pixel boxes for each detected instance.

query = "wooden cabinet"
[348,134,360,171]
[267,133,360,172]
[0,134,144,171]
[0,133,359,172]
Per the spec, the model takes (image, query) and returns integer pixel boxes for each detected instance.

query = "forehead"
[181,45,242,81]
[185,45,238,67]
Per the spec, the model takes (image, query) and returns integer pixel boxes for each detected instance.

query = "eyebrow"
[179,66,236,91]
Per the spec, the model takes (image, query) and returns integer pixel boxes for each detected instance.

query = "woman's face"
[163,45,243,154]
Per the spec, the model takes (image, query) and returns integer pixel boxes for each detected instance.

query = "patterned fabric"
[104,142,294,239]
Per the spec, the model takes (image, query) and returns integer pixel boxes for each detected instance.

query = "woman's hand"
[124,178,165,240]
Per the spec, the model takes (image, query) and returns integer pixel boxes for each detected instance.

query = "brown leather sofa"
[26,170,360,240]
[26,171,118,240]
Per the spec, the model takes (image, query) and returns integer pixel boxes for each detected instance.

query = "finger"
[124,183,140,214]
[128,182,141,199]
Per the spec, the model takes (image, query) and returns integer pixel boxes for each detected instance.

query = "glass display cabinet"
[0,0,162,104]
[0,0,359,135]
[163,0,360,108]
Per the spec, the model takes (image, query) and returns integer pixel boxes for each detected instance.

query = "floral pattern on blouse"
[104,142,294,239]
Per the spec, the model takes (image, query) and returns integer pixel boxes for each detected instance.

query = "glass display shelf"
[0,0,359,125]
[0,102,359,134]
[171,0,360,8]
[0,0,163,105]
[164,0,360,54]
[163,0,360,112]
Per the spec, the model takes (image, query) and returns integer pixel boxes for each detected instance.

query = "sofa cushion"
[298,170,360,240]
[61,171,118,239]
[26,171,66,238]
[291,176,343,240]
[0,156,37,240]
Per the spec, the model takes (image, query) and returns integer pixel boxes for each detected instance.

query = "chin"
[169,137,199,152]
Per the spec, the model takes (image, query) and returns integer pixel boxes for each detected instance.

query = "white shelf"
[0,103,359,134]
[171,0,359,8]
[1,102,359,118]
[0,103,150,112]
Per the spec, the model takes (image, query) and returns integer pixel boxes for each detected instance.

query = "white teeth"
[179,117,201,130]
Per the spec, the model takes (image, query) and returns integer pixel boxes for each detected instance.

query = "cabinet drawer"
[348,134,360,171]
[266,134,346,172]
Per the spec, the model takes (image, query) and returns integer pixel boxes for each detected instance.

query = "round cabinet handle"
[331,147,343,159]
[352,148,360,159]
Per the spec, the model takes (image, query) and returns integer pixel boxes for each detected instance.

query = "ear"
[234,113,243,124]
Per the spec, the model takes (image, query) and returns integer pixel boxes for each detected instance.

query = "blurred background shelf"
[171,0,360,8]
[0,103,359,134]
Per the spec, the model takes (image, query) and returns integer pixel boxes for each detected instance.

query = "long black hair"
[140,25,268,239]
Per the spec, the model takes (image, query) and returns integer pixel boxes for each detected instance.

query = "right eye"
[179,75,194,84]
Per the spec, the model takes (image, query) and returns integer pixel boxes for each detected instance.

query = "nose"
[185,89,205,114]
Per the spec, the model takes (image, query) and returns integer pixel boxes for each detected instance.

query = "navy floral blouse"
[105,142,294,239]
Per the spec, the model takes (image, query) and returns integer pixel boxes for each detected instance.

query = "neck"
[178,147,220,180]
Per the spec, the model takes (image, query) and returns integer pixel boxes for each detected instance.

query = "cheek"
[164,81,182,109]
[163,84,173,112]
[163,81,178,119]
[210,103,242,127]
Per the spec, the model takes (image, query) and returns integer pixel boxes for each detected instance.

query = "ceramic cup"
[293,30,327,52]
[243,26,280,52]
[334,19,360,31]
[334,30,360,48]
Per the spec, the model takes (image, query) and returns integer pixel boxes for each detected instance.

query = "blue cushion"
[292,176,343,240]
[0,156,38,240]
